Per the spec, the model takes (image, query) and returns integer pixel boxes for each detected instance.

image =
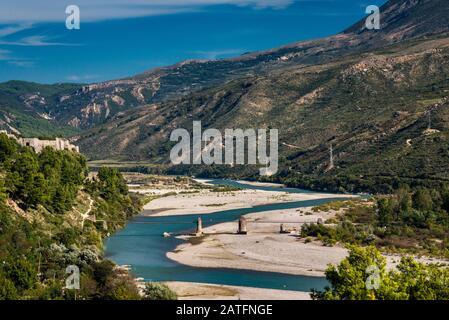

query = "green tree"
[313,245,389,300]
[0,176,6,202]
[5,150,47,209]
[392,257,449,300]
[96,167,128,200]
[106,278,141,300]
[0,274,18,300]
[27,279,64,300]
[412,188,433,211]
[440,185,449,213]
[396,186,412,213]
[37,148,87,214]
[92,260,115,288]
[377,198,394,226]
[0,133,18,163]
[313,245,449,300]
[4,258,37,291]
[144,282,177,300]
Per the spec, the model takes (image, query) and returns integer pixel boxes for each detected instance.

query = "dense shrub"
[144,282,178,300]
[0,134,141,300]
[313,245,449,300]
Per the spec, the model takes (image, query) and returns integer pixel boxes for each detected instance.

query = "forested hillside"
[2,0,449,195]
[72,0,449,194]
[78,33,449,194]
[0,133,143,299]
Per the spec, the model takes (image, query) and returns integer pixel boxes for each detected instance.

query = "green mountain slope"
[2,0,448,136]
[77,31,449,192]
[0,81,81,137]
[2,0,449,192]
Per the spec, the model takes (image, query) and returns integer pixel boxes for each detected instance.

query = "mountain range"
[1,0,449,192]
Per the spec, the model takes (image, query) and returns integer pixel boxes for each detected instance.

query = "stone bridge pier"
[237,216,247,234]
[195,217,203,236]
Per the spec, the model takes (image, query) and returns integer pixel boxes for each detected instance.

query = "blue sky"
[0,0,386,84]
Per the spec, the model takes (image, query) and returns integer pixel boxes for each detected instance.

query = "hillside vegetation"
[313,245,449,300]
[1,0,449,194]
[1,0,448,136]
[0,133,145,299]
[302,184,449,258]
[78,34,449,193]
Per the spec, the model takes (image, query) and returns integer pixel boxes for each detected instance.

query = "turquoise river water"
[104,179,349,292]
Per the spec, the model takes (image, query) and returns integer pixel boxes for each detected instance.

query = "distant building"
[0,130,16,140]
[0,130,79,153]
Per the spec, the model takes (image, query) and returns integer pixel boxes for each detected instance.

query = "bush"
[3,144,87,213]
[4,258,37,291]
[312,245,449,300]
[26,279,64,300]
[0,274,18,300]
[107,278,141,300]
[0,134,142,300]
[144,282,177,300]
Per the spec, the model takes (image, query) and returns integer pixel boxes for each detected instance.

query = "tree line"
[0,133,177,300]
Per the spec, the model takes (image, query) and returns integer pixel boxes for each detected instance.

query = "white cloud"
[190,48,247,60]
[0,23,83,47]
[0,0,296,70]
[0,23,33,37]
[0,49,11,59]
[7,60,35,67]
[0,49,35,67]
[65,74,101,82]
[0,0,295,23]
[0,23,79,70]
[0,35,81,47]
